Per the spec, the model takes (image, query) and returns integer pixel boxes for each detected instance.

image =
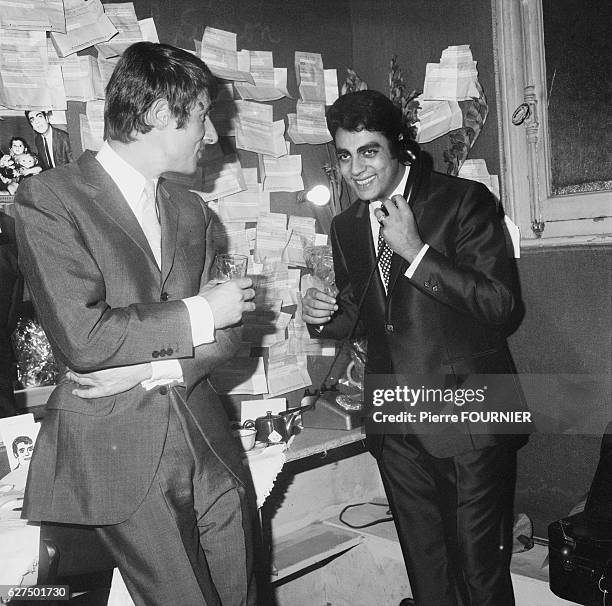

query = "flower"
[388,55,421,141]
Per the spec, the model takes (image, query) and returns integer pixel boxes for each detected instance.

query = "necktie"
[42,136,53,168]
[140,180,162,268]
[377,229,393,289]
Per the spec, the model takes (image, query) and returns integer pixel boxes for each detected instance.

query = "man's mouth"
[353,175,376,188]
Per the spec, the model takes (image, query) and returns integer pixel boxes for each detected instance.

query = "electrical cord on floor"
[339,502,394,529]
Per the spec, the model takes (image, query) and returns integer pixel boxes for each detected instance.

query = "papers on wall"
[295,51,325,103]
[0,29,66,110]
[211,219,251,257]
[61,55,105,102]
[234,50,290,101]
[79,99,104,151]
[416,97,463,144]
[219,168,270,222]
[287,317,336,357]
[95,2,142,59]
[286,101,331,145]
[0,0,65,33]
[197,154,246,203]
[262,153,303,193]
[254,213,288,263]
[96,55,120,92]
[422,45,480,102]
[235,100,286,157]
[138,18,159,43]
[210,355,268,395]
[51,0,117,58]
[266,341,311,398]
[242,310,292,348]
[324,69,339,106]
[458,159,500,200]
[283,216,316,267]
[200,27,254,84]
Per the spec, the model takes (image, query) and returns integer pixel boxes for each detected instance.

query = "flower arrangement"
[340,67,368,95]
[388,54,421,141]
[0,152,42,194]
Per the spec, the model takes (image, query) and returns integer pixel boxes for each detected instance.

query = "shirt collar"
[96,141,153,210]
[368,165,409,219]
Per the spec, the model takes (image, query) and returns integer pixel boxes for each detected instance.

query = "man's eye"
[363,148,377,157]
[337,154,350,162]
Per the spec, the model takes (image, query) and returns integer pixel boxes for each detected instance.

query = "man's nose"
[203,116,218,145]
[350,155,365,176]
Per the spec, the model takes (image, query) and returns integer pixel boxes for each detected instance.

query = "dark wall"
[510,246,611,532]
[349,0,500,175]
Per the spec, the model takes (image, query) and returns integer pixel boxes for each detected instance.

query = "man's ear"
[146,98,172,130]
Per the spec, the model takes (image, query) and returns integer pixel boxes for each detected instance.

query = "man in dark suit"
[0,210,22,417]
[302,90,530,606]
[24,110,73,170]
[16,42,257,605]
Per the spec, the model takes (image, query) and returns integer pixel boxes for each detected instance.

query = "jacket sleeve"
[410,181,515,326]
[14,175,193,372]
[178,198,241,395]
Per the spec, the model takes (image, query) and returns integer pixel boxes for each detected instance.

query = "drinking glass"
[213,254,248,281]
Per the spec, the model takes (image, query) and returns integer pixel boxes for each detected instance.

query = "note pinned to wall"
[51,0,117,58]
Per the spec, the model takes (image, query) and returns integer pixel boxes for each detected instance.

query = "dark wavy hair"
[104,42,219,143]
[327,90,417,162]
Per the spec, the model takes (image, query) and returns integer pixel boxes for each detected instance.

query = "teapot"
[244,406,312,444]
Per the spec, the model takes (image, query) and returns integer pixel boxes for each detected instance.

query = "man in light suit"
[303,91,530,606]
[25,110,73,170]
[16,42,257,605]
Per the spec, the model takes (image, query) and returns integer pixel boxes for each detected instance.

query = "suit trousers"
[377,435,516,606]
[96,401,256,606]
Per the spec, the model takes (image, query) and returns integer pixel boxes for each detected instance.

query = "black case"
[548,513,612,605]
[548,423,612,605]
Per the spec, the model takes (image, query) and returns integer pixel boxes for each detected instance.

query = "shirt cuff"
[183,296,215,346]
[141,360,183,390]
[404,244,429,279]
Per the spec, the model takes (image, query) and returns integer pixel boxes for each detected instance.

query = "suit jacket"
[317,161,530,458]
[0,211,22,417]
[34,126,73,170]
[15,151,244,524]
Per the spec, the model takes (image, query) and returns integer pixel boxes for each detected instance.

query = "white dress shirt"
[368,165,429,291]
[96,142,215,387]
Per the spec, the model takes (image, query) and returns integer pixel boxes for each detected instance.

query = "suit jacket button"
[160,349,167,357]
[166,348,173,355]
[424,281,431,288]
[386,324,394,333]
[158,386,168,395]
[160,292,169,301]
[152,350,159,358]
[432,284,439,292]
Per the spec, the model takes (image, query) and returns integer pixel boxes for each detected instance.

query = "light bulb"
[305,184,331,206]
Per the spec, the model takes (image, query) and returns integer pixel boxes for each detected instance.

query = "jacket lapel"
[386,160,431,296]
[157,181,179,287]
[78,151,160,273]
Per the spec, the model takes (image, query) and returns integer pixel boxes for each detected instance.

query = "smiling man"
[16,42,257,606]
[302,90,530,606]
[24,109,72,170]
